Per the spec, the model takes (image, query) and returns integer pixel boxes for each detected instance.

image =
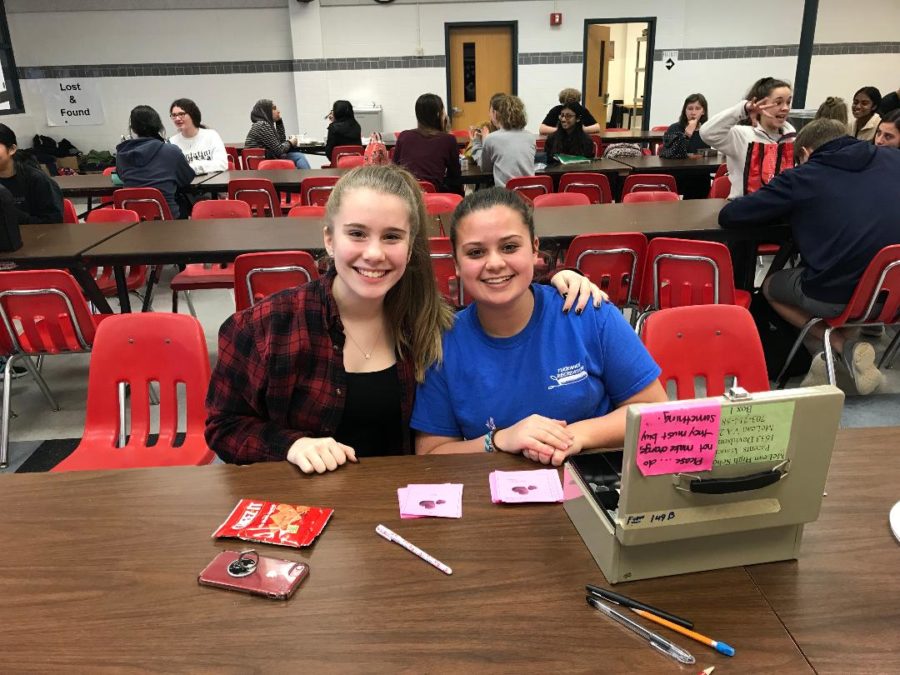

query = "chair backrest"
[62,198,78,224]
[650,126,670,131]
[642,305,770,399]
[0,269,100,354]
[287,204,326,218]
[113,187,173,221]
[100,166,117,205]
[301,176,339,206]
[331,145,365,163]
[191,199,253,220]
[535,138,546,152]
[622,173,678,196]
[532,192,591,208]
[833,244,900,326]
[227,178,279,218]
[506,175,554,204]
[559,172,613,204]
[336,155,365,169]
[428,237,465,307]
[563,232,648,308]
[225,146,241,170]
[233,251,320,312]
[417,180,438,193]
[639,237,739,311]
[708,175,732,199]
[257,159,295,170]
[622,191,680,204]
[423,193,464,215]
[450,129,470,143]
[714,163,728,180]
[86,208,140,224]
[227,156,236,170]
[54,313,215,470]
[241,147,266,170]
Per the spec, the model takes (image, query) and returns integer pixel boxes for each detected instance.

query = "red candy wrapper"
[212,499,334,548]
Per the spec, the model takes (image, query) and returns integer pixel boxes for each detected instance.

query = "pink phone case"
[198,551,309,600]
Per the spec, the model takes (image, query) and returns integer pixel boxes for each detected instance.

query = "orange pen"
[632,608,735,657]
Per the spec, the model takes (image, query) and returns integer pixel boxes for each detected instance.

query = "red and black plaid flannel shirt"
[205,272,415,464]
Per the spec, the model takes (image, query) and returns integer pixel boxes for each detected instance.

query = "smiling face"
[875,121,900,148]
[685,101,705,121]
[558,106,578,130]
[169,105,195,135]
[761,86,793,131]
[453,204,538,311]
[324,187,412,307]
[852,93,875,120]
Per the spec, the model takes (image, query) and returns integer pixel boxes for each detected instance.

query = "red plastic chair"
[227,156,236,170]
[257,159,295,170]
[651,126,670,131]
[708,176,732,199]
[428,237,466,307]
[642,305,770,399]
[558,173,613,205]
[776,245,900,388]
[714,163,728,180]
[85,209,146,297]
[113,187,173,221]
[301,176,339,206]
[62,198,78,223]
[228,178,280,218]
[287,205,326,218]
[563,233,648,309]
[622,173,678,196]
[506,175,554,204]
[533,193,590,208]
[0,269,108,466]
[241,147,266,170]
[450,130,470,143]
[225,146,241,170]
[337,155,365,169]
[423,193,463,236]
[622,191,680,204]
[99,166,117,207]
[329,144,365,165]
[591,136,603,158]
[52,314,215,472]
[535,138,546,152]
[233,251,320,312]
[418,180,438,193]
[170,200,253,314]
[636,237,752,332]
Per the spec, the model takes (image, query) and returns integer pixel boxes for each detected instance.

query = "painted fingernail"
[576,309,583,315]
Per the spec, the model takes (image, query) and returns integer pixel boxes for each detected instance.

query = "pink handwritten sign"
[636,402,722,476]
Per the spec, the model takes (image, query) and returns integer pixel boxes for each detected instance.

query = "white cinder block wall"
[2,0,897,152]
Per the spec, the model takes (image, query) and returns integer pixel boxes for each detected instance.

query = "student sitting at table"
[470,95,535,188]
[463,92,503,161]
[0,124,63,224]
[325,100,362,164]
[814,96,848,126]
[205,165,602,473]
[393,93,462,195]
[874,109,900,148]
[167,98,228,174]
[701,77,796,199]
[538,88,601,135]
[849,87,882,142]
[412,187,666,465]
[245,99,310,169]
[543,101,595,166]
[115,105,195,219]
[659,93,713,199]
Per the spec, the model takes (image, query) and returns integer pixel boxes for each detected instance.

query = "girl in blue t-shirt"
[412,188,666,466]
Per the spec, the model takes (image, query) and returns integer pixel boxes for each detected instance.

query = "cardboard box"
[56,156,80,172]
[563,385,844,583]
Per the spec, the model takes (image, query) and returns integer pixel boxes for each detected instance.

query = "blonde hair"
[558,88,582,105]
[815,96,848,125]
[493,94,527,130]
[324,165,454,382]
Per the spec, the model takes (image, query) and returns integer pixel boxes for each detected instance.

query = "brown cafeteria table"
[610,154,724,174]
[0,220,140,313]
[1,449,818,672]
[54,172,222,212]
[200,168,347,193]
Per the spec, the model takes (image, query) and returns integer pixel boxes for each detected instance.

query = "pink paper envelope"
[397,488,425,519]
[399,483,463,518]
[490,469,564,503]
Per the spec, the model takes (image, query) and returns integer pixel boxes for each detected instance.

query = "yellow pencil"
[632,608,735,657]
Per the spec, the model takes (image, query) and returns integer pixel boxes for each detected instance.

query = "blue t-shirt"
[411,284,661,440]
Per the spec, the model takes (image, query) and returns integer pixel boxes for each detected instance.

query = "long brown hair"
[325,165,454,382]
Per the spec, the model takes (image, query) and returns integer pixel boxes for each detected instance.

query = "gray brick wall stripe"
[16,42,898,79]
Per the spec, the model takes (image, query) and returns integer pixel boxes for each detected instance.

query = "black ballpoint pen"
[586,584,694,630]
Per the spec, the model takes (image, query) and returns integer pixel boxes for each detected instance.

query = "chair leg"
[20,355,60,411]
[1,356,14,468]
[118,382,127,448]
[878,329,900,369]
[774,318,821,389]
[172,289,179,314]
[823,326,837,386]
[184,290,198,318]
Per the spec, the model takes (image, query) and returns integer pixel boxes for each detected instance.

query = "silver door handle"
[450,107,462,116]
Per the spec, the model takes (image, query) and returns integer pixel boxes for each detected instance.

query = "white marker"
[375,524,453,575]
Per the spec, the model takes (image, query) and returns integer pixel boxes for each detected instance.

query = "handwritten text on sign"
[636,403,722,476]
[44,80,105,127]
[714,401,795,466]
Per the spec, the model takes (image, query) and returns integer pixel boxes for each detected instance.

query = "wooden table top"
[1,450,815,672]
[539,158,631,176]
[610,155,725,173]
[54,172,220,197]
[0,220,139,265]
[201,168,347,191]
[747,426,900,673]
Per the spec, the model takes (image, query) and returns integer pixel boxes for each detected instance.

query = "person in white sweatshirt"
[700,77,796,199]
[168,98,228,174]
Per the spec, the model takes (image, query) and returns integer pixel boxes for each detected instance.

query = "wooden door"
[584,25,612,131]
[448,26,513,132]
